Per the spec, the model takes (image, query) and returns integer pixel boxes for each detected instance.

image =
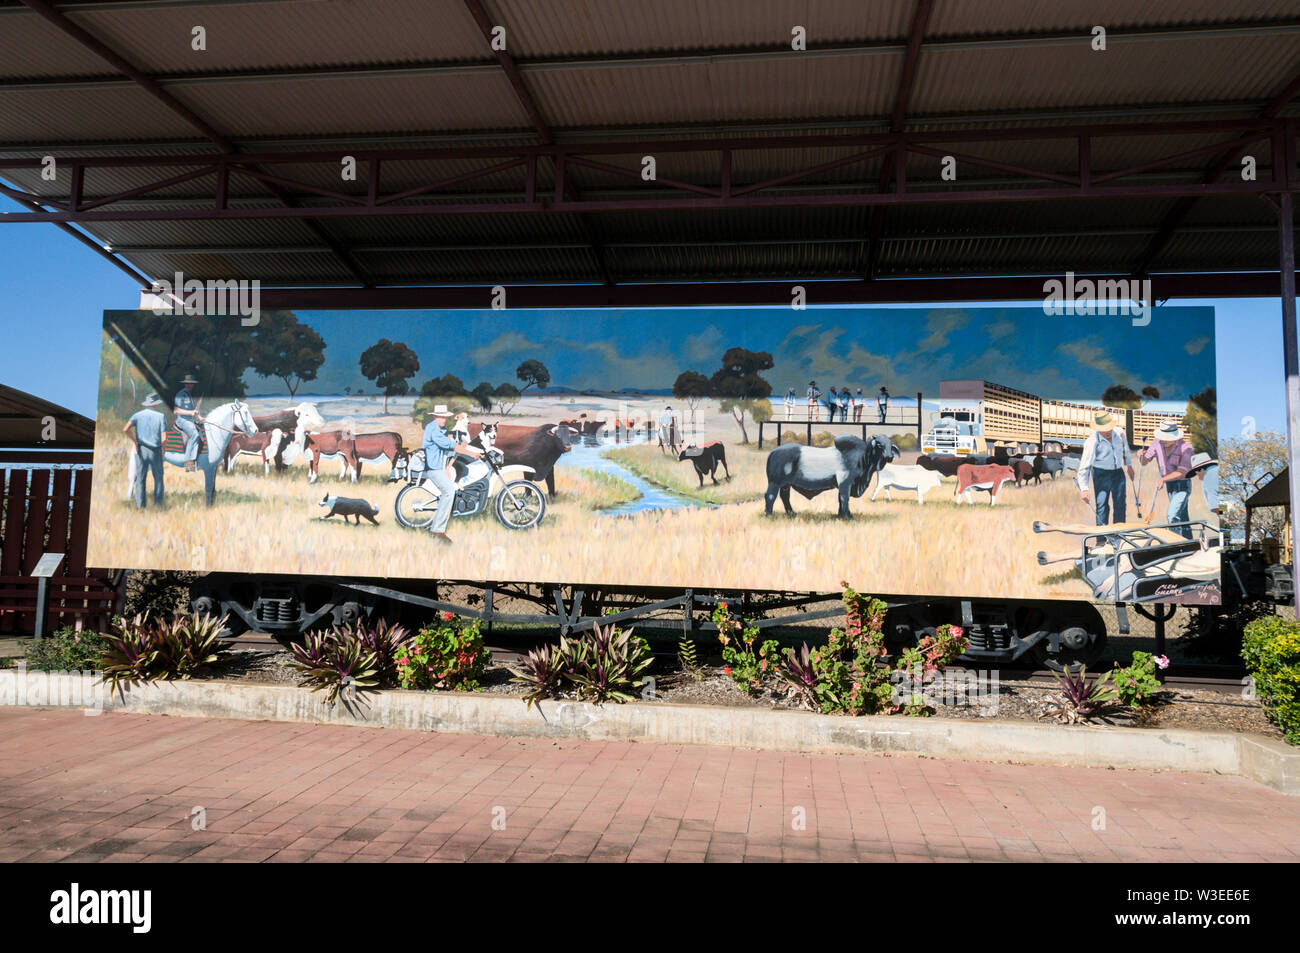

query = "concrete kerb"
[2,670,1296,795]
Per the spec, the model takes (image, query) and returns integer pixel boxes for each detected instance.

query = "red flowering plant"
[396,613,490,691]
[711,601,780,694]
[890,623,969,716]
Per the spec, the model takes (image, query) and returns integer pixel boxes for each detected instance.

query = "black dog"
[318,493,380,525]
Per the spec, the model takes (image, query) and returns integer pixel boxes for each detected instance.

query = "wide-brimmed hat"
[1189,452,1218,473]
[1093,411,1116,431]
[141,393,162,407]
[180,373,199,385]
[1153,421,1184,441]
[428,404,451,417]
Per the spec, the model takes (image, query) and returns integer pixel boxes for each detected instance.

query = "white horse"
[127,400,259,506]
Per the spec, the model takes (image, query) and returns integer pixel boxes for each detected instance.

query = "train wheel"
[394,483,438,530]
[1028,604,1108,672]
[495,480,546,529]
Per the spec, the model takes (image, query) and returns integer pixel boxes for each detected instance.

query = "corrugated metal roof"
[0,0,1297,288]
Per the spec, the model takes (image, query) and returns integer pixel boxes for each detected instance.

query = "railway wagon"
[92,303,1227,670]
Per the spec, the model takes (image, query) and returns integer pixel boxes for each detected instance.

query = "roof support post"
[1278,183,1300,614]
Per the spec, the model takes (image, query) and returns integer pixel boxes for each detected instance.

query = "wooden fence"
[0,451,116,633]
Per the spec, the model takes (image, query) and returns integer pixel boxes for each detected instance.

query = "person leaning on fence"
[784,386,796,420]
[854,387,865,422]
[172,373,202,472]
[1141,421,1196,539]
[1077,411,1134,525]
[124,393,166,508]
[877,386,890,424]
[807,380,821,421]
[837,386,850,422]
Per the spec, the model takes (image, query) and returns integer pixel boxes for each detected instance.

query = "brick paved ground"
[0,708,1296,862]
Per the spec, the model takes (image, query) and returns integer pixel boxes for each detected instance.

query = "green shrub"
[26,627,111,672]
[396,613,489,691]
[101,612,229,693]
[777,583,969,717]
[1112,651,1168,708]
[712,601,780,694]
[1242,616,1300,744]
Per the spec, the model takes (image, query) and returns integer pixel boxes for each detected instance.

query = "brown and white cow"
[253,403,326,470]
[955,463,1016,505]
[304,431,405,483]
[223,428,285,473]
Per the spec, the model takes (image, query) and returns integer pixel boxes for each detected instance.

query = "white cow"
[871,463,943,503]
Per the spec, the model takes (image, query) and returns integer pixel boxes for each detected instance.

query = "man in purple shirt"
[1140,421,1195,538]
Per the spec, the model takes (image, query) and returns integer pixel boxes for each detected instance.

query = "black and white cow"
[763,434,894,518]
[678,441,730,487]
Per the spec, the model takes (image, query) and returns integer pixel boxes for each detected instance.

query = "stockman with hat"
[1141,421,1196,539]
[172,373,202,472]
[420,404,483,545]
[123,393,166,508]
[1189,451,1221,517]
[1076,411,1135,526]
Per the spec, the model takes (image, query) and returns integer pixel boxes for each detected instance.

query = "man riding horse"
[173,373,202,472]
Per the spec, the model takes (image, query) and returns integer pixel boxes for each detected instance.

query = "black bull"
[764,434,894,518]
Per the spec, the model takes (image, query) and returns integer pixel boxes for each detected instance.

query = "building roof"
[1,0,1299,302]
[0,383,95,450]
[1246,467,1292,508]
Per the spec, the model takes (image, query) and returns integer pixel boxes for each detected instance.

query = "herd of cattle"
[228,403,1077,519]
[223,402,576,499]
[764,433,1080,517]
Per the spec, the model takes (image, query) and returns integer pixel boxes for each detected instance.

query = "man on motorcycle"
[421,404,484,544]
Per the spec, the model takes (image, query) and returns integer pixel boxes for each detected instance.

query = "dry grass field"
[88,388,1216,600]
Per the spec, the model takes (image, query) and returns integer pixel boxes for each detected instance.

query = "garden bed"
[192,645,1281,740]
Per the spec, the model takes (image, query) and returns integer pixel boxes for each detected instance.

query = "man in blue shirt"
[421,404,483,544]
[123,393,166,508]
[1076,411,1135,525]
[173,373,202,471]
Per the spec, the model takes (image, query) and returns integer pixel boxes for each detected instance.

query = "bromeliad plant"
[712,601,780,694]
[352,618,414,686]
[1111,651,1168,708]
[289,629,379,706]
[100,612,230,694]
[396,612,489,691]
[508,621,652,707]
[564,622,653,704]
[509,644,566,710]
[1043,666,1118,724]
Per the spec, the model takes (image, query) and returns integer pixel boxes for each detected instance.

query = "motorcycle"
[393,446,547,531]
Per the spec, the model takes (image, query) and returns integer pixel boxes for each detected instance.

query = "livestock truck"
[92,304,1237,670]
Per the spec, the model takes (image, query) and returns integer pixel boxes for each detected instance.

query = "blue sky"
[0,204,1293,439]
[233,305,1214,407]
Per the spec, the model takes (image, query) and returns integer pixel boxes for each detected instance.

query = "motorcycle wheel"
[494,480,546,529]
[394,482,439,530]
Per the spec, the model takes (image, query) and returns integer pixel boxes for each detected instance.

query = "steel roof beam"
[15,0,370,287]
[246,272,1300,310]
[9,20,1300,89]
[865,0,933,278]
[1135,70,1300,275]
[460,0,611,285]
